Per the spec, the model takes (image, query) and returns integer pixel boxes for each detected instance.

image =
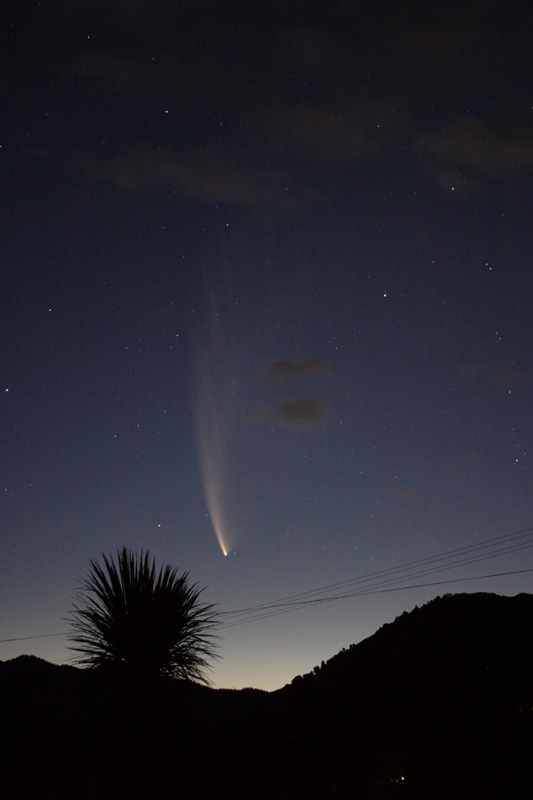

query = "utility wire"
[220,525,533,618]
[218,567,533,629]
[0,632,67,644]
[218,550,533,627]
[1,526,532,644]
[219,526,533,619]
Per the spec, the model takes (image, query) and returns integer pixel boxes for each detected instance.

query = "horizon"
[2,583,531,691]
[2,558,532,690]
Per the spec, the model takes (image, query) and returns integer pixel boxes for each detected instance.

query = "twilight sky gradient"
[2,1,533,690]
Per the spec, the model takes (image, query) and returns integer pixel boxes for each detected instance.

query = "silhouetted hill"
[1,592,532,799]
[0,653,79,678]
[276,592,533,797]
[283,592,533,709]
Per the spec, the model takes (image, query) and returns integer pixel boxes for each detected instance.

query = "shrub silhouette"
[69,547,219,682]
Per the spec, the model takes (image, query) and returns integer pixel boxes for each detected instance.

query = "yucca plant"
[69,548,219,682]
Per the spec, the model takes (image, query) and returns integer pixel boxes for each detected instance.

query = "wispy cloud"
[270,397,335,429]
[75,52,153,96]
[457,362,528,389]
[261,355,330,383]
[29,3,533,204]
[254,352,337,429]
[75,147,304,208]
[418,115,533,190]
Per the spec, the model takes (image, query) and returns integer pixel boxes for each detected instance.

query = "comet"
[193,274,241,556]
[194,357,232,556]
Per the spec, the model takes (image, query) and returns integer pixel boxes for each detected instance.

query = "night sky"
[2,1,533,690]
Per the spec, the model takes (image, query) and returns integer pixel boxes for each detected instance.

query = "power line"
[1,526,532,644]
[2,564,530,643]
[0,632,67,644]
[218,526,533,626]
[219,566,533,628]
[220,525,533,619]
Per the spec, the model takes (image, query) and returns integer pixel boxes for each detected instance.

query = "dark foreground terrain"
[1,592,532,799]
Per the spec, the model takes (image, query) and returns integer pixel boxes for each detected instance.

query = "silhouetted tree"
[69,547,219,682]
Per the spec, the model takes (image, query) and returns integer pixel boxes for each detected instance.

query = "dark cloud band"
[261,355,330,382]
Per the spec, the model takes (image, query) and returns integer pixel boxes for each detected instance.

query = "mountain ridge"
[1,591,532,798]
[282,591,533,707]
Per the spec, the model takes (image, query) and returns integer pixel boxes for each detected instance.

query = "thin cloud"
[261,355,330,383]
[76,52,153,96]
[457,362,527,389]
[26,5,532,207]
[75,147,305,208]
[273,397,335,429]
[419,115,533,189]
[269,101,399,164]
[490,367,527,388]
